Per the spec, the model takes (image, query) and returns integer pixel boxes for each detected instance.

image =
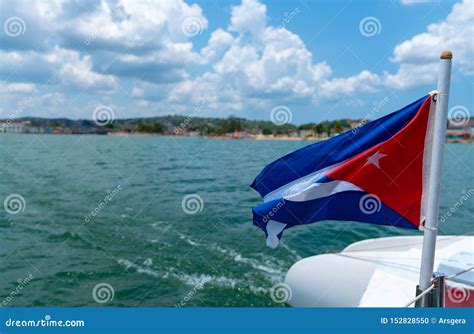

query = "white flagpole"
[418,51,452,306]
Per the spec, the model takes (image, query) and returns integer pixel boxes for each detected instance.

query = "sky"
[0,0,472,125]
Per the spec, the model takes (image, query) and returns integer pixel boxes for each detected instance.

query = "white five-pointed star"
[364,151,387,169]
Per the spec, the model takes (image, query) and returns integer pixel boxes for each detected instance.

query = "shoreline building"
[0,121,26,133]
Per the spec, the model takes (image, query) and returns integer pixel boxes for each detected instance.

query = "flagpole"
[417,50,452,307]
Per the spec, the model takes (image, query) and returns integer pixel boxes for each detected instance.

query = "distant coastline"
[99,131,474,143]
[108,131,321,141]
[1,115,473,143]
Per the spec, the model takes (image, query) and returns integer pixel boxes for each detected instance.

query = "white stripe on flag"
[263,160,348,203]
[266,220,287,248]
[284,180,362,202]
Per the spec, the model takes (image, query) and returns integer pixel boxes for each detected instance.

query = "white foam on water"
[121,229,288,296]
[175,273,213,286]
[168,231,286,278]
[158,232,289,285]
[117,258,270,294]
[211,245,285,282]
[248,285,269,294]
[176,231,201,246]
[150,221,169,229]
[172,232,286,280]
[143,258,153,266]
[175,273,270,294]
[147,239,172,248]
[118,258,169,279]
[175,273,240,289]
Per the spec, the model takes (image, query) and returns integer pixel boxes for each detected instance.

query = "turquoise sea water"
[0,135,472,306]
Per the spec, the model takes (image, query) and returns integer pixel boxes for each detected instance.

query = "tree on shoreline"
[137,122,164,133]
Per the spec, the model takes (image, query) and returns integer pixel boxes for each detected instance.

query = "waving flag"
[251,93,437,248]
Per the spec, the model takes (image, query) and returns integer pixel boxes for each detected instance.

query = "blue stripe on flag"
[250,95,427,198]
[252,191,416,241]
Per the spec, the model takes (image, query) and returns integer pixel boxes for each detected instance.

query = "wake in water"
[118,227,295,301]
[117,258,264,294]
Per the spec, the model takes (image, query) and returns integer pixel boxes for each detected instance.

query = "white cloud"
[201,29,234,63]
[162,0,379,113]
[4,0,469,119]
[229,0,267,39]
[384,63,437,90]
[104,43,198,83]
[1,0,384,118]
[400,0,436,5]
[166,72,242,114]
[132,81,171,102]
[0,48,116,92]
[63,0,206,84]
[0,81,37,94]
[0,0,207,90]
[0,0,63,51]
[386,0,473,89]
[65,0,208,48]
[319,71,381,100]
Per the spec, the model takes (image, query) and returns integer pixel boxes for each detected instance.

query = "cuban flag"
[251,93,437,248]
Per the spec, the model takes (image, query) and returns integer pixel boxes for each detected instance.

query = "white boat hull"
[284,236,473,307]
